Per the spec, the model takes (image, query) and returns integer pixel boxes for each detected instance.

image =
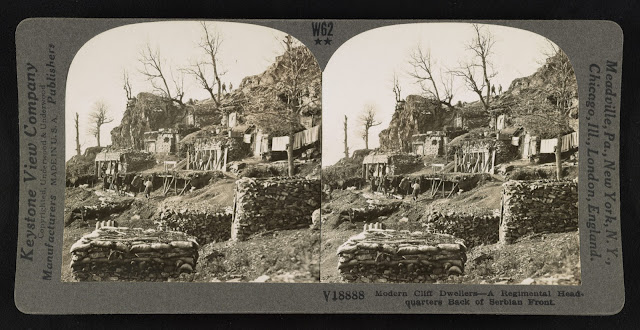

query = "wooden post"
[223,147,228,172]
[490,149,496,174]
[454,152,458,173]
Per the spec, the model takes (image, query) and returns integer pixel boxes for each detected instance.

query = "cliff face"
[110,47,322,150]
[110,93,188,150]
[378,95,456,152]
[234,47,322,128]
[378,51,578,152]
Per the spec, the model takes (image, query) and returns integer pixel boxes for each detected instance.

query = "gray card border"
[15,19,623,314]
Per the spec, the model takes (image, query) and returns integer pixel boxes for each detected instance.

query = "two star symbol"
[314,38,332,45]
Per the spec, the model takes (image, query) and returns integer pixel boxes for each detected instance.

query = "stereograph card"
[14,19,623,314]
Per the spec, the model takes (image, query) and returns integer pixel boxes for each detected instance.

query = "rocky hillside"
[110,93,191,150]
[378,51,578,151]
[110,46,321,150]
[378,95,457,152]
[228,46,322,135]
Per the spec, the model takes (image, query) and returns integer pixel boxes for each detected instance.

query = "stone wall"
[500,180,578,244]
[231,177,321,240]
[156,207,233,244]
[423,211,500,248]
[424,136,444,155]
[337,227,467,283]
[70,225,199,281]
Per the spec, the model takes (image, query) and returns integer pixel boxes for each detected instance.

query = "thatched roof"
[363,154,389,164]
[179,125,228,145]
[447,130,498,148]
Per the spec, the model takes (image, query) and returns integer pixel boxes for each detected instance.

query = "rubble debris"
[337,227,467,283]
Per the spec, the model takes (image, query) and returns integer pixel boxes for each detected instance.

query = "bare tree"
[359,104,382,150]
[343,115,349,159]
[138,43,184,105]
[277,37,319,176]
[123,69,133,100]
[545,43,576,180]
[74,112,81,156]
[452,24,497,112]
[186,22,224,106]
[408,46,455,108]
[87,100,114,148]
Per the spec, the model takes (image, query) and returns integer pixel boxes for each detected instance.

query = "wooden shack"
[362,153,421,180]
[186,140,228,172]
[95,151,123,176]
[93,150,155,177]
[448,133,497,174]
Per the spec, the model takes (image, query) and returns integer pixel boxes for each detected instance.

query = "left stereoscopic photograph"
[63,21,322,283]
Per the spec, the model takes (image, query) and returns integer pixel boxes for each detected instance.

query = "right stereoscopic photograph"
[321,23,580,285]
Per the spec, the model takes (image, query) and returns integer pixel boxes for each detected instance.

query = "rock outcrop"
[109,46,322,152]
[379,95,456,152]
[110,93,190,150]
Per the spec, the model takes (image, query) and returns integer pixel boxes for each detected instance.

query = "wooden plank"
[446,182,458,198]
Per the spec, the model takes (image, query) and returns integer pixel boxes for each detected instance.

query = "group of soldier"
[100,165,154,198]
[370,174,422,201]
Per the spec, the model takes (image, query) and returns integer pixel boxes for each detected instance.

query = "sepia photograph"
[321,23,580,285]
[63,21,322,283]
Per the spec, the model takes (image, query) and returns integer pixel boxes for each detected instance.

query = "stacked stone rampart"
[156,207,233,244]
[70,226,199,281]
[500,180,578,244]
[423,211,499,248]
[338,200,402,223]
[337,227,467,283]
[231,177,321,240]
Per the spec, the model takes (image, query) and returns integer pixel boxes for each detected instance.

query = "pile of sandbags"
[156,207,232,244]
[423,211,499,248]
[337,225,467,283]
[231,177,321,240]
[70,226,199,282]
[500,180,578,244]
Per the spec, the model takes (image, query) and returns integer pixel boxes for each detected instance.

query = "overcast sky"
[66,21,291,161]
[322,23,559,167]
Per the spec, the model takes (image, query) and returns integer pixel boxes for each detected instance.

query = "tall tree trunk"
[75,113,81,156]
[287,130,294,177]
[555,135,562,180]
[96,127,101,148]
[364,127,369,150]
[483,58,491,110]
[343,115,349,159]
